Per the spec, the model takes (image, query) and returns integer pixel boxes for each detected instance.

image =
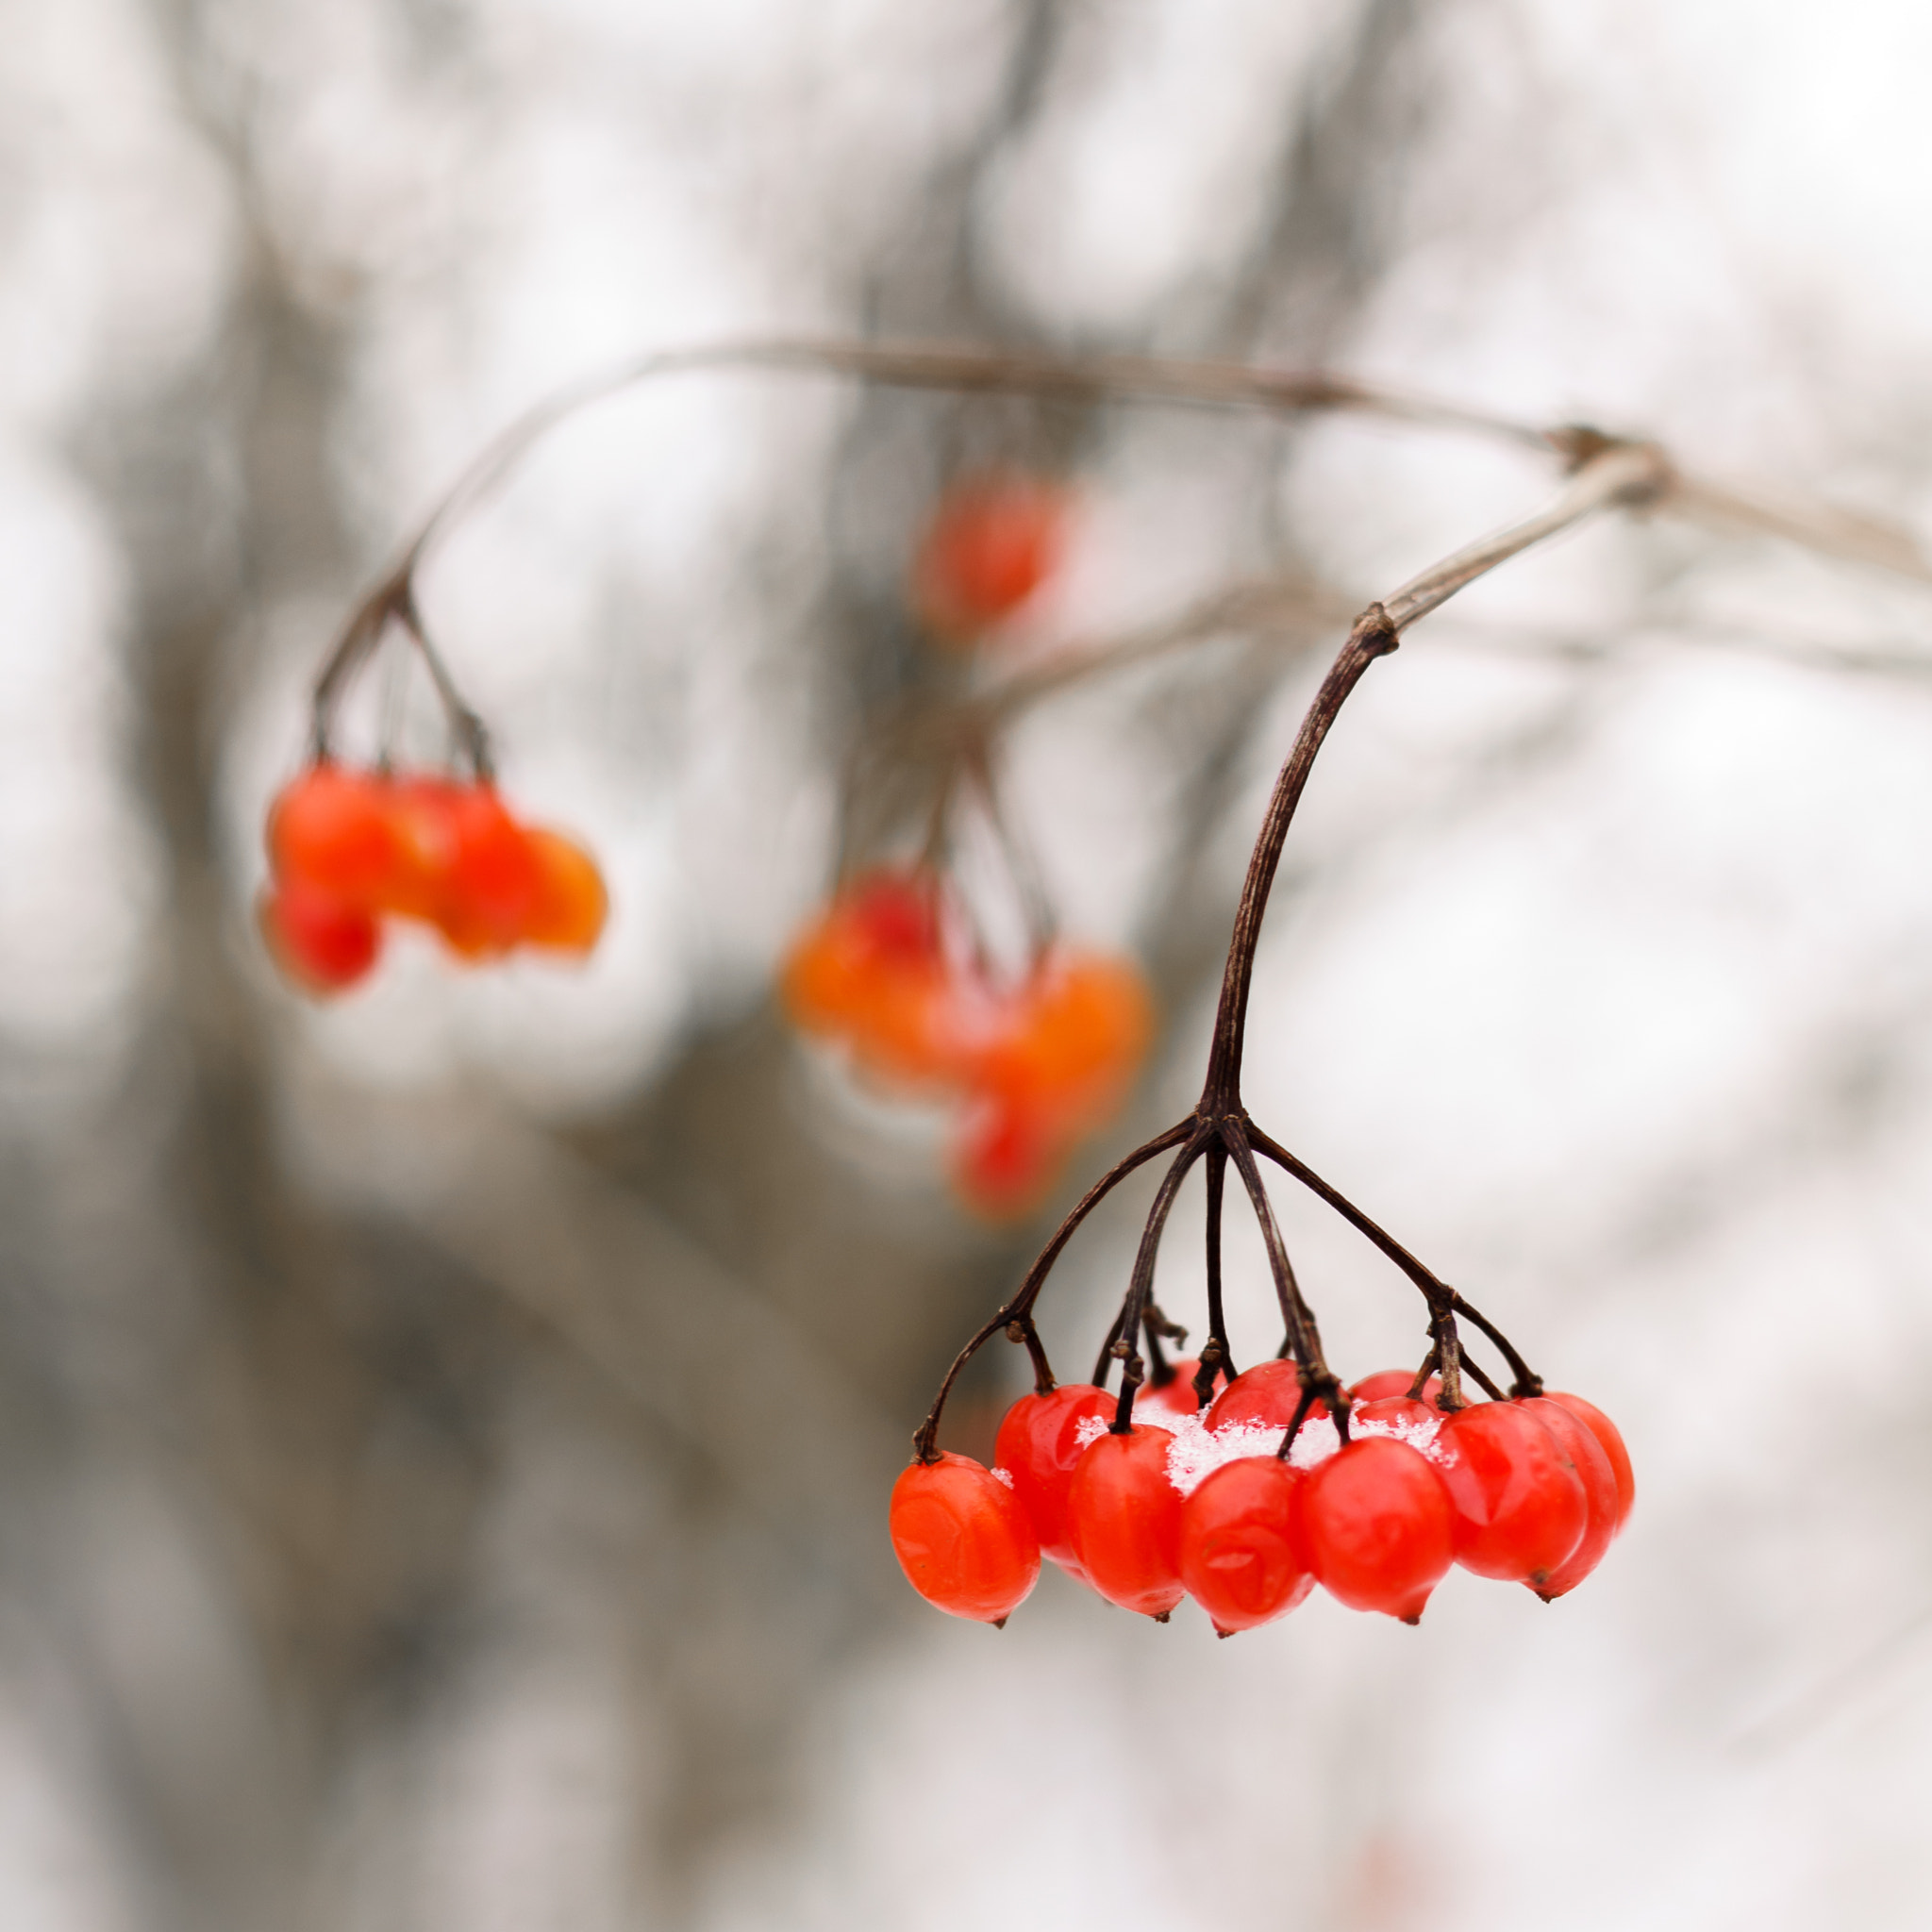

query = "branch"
[1197,442,1672,1108]
[312,337,1932,763]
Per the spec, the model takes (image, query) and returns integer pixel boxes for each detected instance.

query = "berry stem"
[1273,1381,1322,1462]
[310,575,494,781]
[1091,1305,1127,1390]
[1108,1129,1213,1432]
[1405,1346,1441,1403]
[1008,1318,1056,1395]
[1451,1292,1543,1398]
[1429,1303,1472,1412]
[910,1120,1193,1462]
[1195,1145,1236,1397]
[1141,1303,1189,1392]
[1248,1127,1543,1403]
[1457,1349,1507,1403]
[1246,1126,1448,1300]
[960,746,1058,964]
[1222,1124,1347,1438]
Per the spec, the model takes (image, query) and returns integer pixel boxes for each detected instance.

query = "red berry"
[1205,1357,1324,1433]
[889,1453,1040,1624]
[1136,1357,1203,1417]
[1522,1396,1620,1600]
[434,784,542,956]
[1542,1391,1634,1533]
[258,879,381,995]
[1436,1401,1587,1586]
[911,476,1069,641]
[268,764,408,908]
[992,1384,1116,1571]
[1349,1369,1443,1407]
[1066,1425,1186,1618]
[1296,1437,1455,1623]
[1177,1457,1313,1634]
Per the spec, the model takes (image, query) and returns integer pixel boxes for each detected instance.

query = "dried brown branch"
[310,336,1932,775]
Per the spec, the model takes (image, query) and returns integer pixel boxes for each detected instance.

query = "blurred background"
[7,0,1932,1925]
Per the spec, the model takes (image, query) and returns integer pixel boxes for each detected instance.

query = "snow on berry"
[1068,1395,1445,1505]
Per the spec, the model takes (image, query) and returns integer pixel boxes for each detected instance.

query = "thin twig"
[1221,1124,1341,1427]
[1108,1130,1213,1431]
[911,1120,1192,1461]
[1195,1145,1235,1400]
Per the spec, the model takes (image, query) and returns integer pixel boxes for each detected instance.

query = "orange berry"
[783,874,941,1027]
[782,872,966,1086]
[850,966,960,1087]
[258,878,381,995]
[974,952,1153,1135]
[910,476,1069,642]
[522,828,608,953]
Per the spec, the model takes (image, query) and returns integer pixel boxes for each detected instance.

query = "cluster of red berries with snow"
[261,762,607,996]
[892,1358,1631,1631]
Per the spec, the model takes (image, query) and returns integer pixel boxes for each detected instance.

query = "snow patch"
[1069,1402,1443,1497]
[1352,1407,1446,1461]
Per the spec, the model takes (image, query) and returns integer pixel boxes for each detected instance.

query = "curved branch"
[1197,607,1400,1107]
[306,337,1588,757]
[1198,444,1673,1109]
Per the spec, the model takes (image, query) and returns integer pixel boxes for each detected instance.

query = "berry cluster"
[783,870,1152,1216]
[910,475,1069,643]
[261,762,607,995]
[891,1361,1631,1632]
